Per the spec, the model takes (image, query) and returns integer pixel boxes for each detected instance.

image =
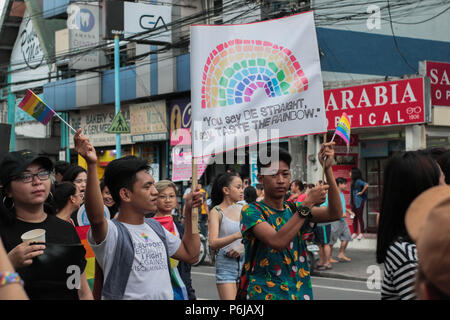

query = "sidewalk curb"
[311,271,367,282]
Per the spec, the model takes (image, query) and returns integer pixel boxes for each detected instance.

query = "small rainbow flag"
[333,112,351,151]
[18,89,55,125]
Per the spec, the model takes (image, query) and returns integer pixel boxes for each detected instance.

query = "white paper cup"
[21,229,46,243]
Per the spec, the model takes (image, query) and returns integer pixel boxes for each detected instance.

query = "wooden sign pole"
[191,156,199,234]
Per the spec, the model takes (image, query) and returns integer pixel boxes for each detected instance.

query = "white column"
[288,136,306,181]
[405,124,426,151]
[306,135,322,184]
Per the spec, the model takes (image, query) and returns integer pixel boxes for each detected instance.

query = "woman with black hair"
[243,186,258,204]
[208,172,244,300]
[62,166,89,226]
[376,151,445,300]
[62,165,87,197]
[0,150,88,300]
[54,182,84,226]
[100,180,118,219]
[437,150,450,185]
[350,167,369,240]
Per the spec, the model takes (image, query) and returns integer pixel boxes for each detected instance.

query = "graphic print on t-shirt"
[133,231,167,273]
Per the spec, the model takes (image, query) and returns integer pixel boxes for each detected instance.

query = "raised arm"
[74,129,107,244]
[310,142,343,223]
[172,188,202,264]
[250,189,326,252]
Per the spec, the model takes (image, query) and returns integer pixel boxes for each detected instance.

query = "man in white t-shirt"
[74,130,201,300]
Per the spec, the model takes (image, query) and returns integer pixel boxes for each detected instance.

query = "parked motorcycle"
[192,233,209,266]
[305,239,320,273]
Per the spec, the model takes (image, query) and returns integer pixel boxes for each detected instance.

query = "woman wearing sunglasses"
[0,150,89,300]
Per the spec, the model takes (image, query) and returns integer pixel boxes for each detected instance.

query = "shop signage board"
[67,3,102,70]
[191,11,327,158]
[130,100,167,134]
[171,146,209,182]
[420,61,450,107]
[131,132,168,143]
[325,77,428,130]
[102,0,171,43]
[129,101,167,142]
[69,106,132,147]
[10,11,50,92]
[169,99,192,146]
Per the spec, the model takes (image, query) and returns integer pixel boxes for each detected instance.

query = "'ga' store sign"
[325,77,429,130]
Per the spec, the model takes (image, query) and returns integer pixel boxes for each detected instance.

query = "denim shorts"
[215,249,245,284]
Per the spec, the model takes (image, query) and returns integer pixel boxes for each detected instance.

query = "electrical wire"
[2,0,448,88]
[3,0,258,87]
[3,0,245,72]
[386,0,418,73]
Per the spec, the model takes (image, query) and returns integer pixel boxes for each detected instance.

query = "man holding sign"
[191,11,327,160]
[240,143,342,300]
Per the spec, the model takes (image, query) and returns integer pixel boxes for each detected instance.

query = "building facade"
[1,1,449,232]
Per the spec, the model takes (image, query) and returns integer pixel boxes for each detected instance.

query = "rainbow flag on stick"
[331,112,351,152]
[18,89,77,132]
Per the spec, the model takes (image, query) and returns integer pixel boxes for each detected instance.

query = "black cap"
[0,150,53,186]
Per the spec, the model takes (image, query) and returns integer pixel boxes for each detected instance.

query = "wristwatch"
[297,205,313,220]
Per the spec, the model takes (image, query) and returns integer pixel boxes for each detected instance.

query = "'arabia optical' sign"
[325,77,429,130]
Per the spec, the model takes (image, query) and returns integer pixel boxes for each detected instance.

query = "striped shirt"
[381,240,418,300]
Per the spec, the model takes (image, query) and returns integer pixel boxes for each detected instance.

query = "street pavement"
[191,233,382,300]
[313,248,382,281]
[191,258,381,300]
[312,234,382,281]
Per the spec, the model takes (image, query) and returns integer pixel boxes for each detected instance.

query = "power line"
[2,0,249,71]
[386,0,418,74]
[2,0,260,88]
[3,0,447,89]
[4,0,446,69]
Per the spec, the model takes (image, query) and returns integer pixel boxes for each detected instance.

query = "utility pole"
[114,33,122,159]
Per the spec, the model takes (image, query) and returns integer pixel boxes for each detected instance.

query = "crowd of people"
[0,131,449,300]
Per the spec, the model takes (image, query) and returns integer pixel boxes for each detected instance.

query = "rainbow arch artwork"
[201,39,308,109]
[191,11,327,158]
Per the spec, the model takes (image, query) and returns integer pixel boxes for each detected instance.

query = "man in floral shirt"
[240,143,342,300]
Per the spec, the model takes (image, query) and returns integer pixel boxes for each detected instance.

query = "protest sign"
[190,11,327,158]
[171,146,208,182]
